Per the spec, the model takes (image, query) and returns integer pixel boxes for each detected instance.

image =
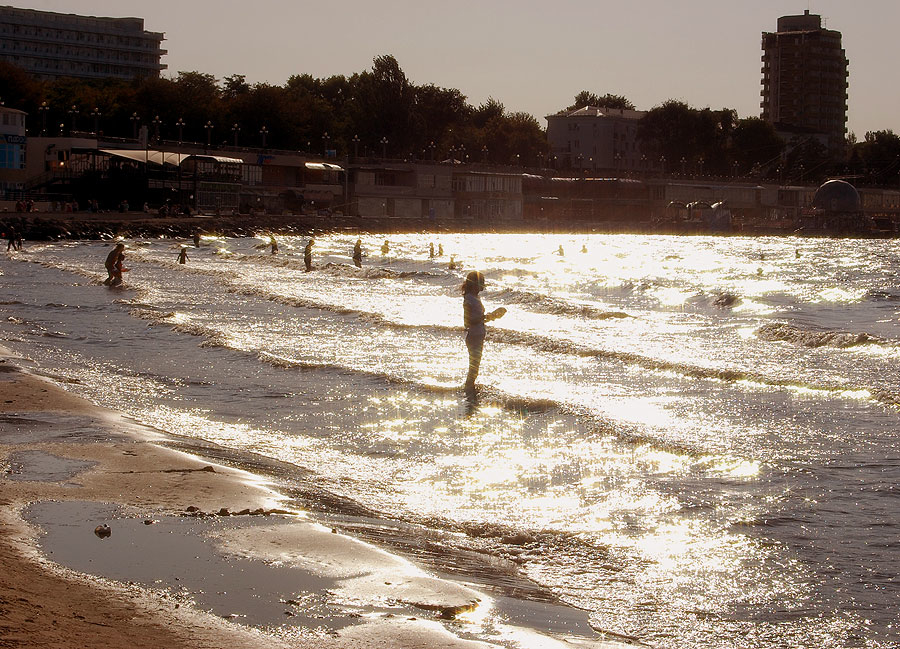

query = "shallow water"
[2,233,899,648]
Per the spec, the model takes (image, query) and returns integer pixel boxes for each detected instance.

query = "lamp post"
[259,125,268,149]
[152,115,161,144]
[90,108,101,135]
[204,121,214,151]
[482,145,489,163]
[428,141,435,161]
[458,144,466,164]
[698,156,704,178]
[380,136,388,159]
[176,118,185,144]
[515,153,520,167]
[322,131,330,156]
[351,134,360,158]
[67,104,79,135]
[232,123,240,147]
[680,156,686,176]
[659,155,666,176]
[130,112,140,140]
[39,101,49,135]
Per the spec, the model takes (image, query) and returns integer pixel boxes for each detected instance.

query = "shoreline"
[3,210,881,241]
[0,348,637,648]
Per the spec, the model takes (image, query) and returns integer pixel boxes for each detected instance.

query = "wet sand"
[0,349,636,648]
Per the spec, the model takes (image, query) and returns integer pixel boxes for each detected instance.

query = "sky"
[11,1,900,138]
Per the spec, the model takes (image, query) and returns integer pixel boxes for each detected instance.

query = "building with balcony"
[0,6,166,80]
[761,10,848,150]
[545,106,646,173]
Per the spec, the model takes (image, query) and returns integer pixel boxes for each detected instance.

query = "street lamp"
[152,115,161,143]
[698,156,704,177]
[67,104,79,135]
[659,155,666,176]
[259,125,268,149]
[680,156,686,176]
[322,131,330,156]
[130,112,141,140]
[90,108,101,135]
[38,101,49,135]
[458,144,466,163]
[232,123,240,147]
[428,141,435,161]
[176,118,185,144]
[482,145,489,163]
[204,121,214,150]
[351,134,360,158]
[380,136,388,159]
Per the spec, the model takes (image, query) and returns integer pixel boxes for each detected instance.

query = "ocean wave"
[494,288,631,320]
[756,322,890,349]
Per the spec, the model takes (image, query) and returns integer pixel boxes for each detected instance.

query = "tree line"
[3,54,899,185]
[0,54,546,166]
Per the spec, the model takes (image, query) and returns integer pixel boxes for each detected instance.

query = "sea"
[1,232,898,648]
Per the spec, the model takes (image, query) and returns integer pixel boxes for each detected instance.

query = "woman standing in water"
[462,270,505,392]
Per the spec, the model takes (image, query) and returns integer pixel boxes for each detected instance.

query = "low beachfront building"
[545,106,646,174]
[350,161,453,220]
[0,105,27,196]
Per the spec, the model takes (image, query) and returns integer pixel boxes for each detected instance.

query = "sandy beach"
[0,347,635,649]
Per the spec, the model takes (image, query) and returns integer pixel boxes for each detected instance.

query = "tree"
[566,91,634,112]
[730,118,784,176]
[854,130,900,185]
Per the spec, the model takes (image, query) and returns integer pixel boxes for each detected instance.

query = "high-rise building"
[0,6,166,81]
[761,10,848,150]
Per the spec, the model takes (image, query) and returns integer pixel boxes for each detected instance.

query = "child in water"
[462,270,505,392]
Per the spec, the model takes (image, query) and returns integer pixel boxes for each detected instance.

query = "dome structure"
[812,180,861,212]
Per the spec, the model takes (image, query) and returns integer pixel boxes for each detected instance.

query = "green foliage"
[566,91,634,112]
[2,55,546,163]
[852,130,900,185]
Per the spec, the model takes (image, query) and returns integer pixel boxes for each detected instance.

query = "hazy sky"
[12,1,900,137]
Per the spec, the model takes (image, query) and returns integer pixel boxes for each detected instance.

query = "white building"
[546,106,646,173]
[0,6,166,81]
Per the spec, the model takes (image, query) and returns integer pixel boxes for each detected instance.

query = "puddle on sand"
[5,449,96,483]
[25,500,352,632]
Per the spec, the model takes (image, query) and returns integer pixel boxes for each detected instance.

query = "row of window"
[0,24,160,48]
[0,42,158,63]
[1,55,155,76]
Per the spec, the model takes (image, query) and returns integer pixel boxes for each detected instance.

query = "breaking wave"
[756,322,891,349]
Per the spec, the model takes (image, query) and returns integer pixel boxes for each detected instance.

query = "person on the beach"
[438,243,443,256]
[6,227,16,252]
[429,242,435,258]
[304,238,314,272]
[462,270,505,392]
[381,240,389,256]
[110,250,129,286]
[103,243,125,285]
[177,247,188,264]
[353,238,363,268]
[193,233,201,247]
[270,236,278,254]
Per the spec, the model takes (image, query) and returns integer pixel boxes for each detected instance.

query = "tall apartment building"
[545,106,646,173]
[761,10,848,150]
[0,6,166,81]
